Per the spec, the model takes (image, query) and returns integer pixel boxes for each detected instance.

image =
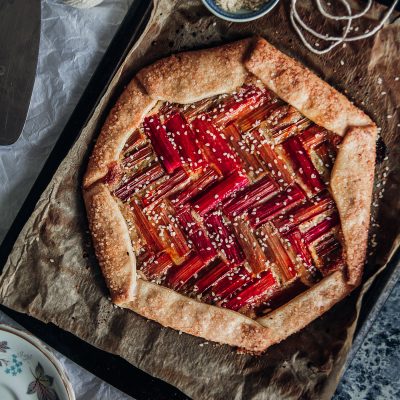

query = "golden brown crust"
[256,271,351,343]
[119,270,351,352]
[245,38,373,136]
[83,78,156,188]
[136,39,253,104]
[331,125,377,285]
[123,279,272,352]
[83,183,136,305]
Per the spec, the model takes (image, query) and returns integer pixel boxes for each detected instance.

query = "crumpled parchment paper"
[1,1,399,399]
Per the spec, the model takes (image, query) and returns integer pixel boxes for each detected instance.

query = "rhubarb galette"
[83,37,376,352]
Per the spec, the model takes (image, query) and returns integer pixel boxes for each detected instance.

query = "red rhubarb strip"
[249,184,306,228]
[223,270,276,311]
[182,97,216,121]
[282,136,325,194]
[209,85,269,127]
[236,101,279,132]
[123,129,147,153]
[143,168,190,207]
[210,266,252,300]
[122,145,154,169]
[165,113,205,171]
[193,260,232,294]
[315,234,341,260]
[149,203,191,264]
[170,167,220,207]
[192,171,249,216]
[223,124,266,180]
[204,212,244,267]
[232,217,269,274]
[141,252,174,279]
[314,140,340,173]
[130,200,163,252]
[258,223,298,281]
[191,117,242,175]
[274,192,334,233]
[114,164,164,201]
[299,125,327,150]
[303,213,340,244]
[223,175,279,217]
[266,104,309,141]
[176,206,217,262]
[143,115,182,173]
[285,229,314,272]
[313,233,344,275]
[249,129,293,185]
[167,255,207,290]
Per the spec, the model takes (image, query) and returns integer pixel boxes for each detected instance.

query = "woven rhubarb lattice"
[109,81,344,318]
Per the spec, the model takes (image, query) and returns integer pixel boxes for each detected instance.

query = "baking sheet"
[1,1,399,399]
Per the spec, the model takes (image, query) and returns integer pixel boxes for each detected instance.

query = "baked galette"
[83,37,376,352]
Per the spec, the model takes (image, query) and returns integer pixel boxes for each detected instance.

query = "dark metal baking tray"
[0,1,399,399]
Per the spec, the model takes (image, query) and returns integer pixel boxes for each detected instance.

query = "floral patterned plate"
[0,324,75,400]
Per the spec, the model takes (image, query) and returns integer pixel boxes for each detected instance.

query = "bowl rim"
[201,0,280,22]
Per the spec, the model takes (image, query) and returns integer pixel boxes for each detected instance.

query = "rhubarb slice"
[171,167,220,207]
[122,145,154,170]
[223,175,279,218]
[182,97,216,121]
[315,234,340,261]
[167,254,207,290]
[114,164,164,201]
[232,217,270,274]
[285,229,320,282]
[143,115,182,173]
[282,136,325,195]
[303,213,339,244]
[223,124,266,180]
[143,168,190,207]
[176,206,217,262]
[193,260,232,294]
[192,171,249,216]
[209,85,269,127]
[314,140,338,174]
[265,104,310,142]
[223,270,276,311]
[210,266,252,300]
[130,200,163,253]
[299,125,327,150]
[149,203,191,264]
[204,212,244,267]
[123,129,147,153]
[165,113,205,171]
[257,223,298,281]
[236,101,279,133]
[248,129,294,185]
[191,117,242,175]
[314,234,344,275]
[249,184,306,228]
[274,192,335,234]
[141,252,174,279]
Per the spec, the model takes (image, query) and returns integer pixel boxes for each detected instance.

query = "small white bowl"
[202,0,279,22]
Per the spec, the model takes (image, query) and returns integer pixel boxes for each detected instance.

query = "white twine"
[290,0,399,55]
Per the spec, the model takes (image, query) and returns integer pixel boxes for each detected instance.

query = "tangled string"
[290,0,399,54]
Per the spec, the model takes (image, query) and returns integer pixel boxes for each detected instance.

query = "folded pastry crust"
[83,37,376,352]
